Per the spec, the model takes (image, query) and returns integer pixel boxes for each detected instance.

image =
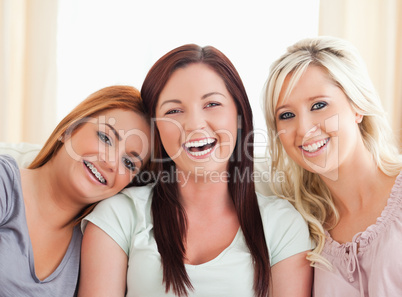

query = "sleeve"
[81,185,153,256]
[0,155,19,225]
[82,193,136,256]
[258,193,315,266]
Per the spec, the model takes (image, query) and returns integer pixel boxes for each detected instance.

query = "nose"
[296,114,321,141]
[183,110,206,132]
[100,144,118,172]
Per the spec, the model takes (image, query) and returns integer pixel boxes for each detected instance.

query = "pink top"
[313,172,402,297]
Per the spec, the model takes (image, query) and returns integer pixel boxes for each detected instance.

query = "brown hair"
[141,44,270,297]
[29,85,149,221]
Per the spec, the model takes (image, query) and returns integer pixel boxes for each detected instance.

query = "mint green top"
[83,184,313,297]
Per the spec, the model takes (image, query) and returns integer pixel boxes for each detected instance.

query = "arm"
[269,251,312,297]
[78,222,128,297]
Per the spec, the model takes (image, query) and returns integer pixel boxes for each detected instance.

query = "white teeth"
[84,161,106,184]
[302,139,328,153]
[184,138,215,148]
[183,138,216,157]
[188,147,213,157]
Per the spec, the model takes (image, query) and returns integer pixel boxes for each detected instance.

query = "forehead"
[158,63,228,100]
[79,109,149,142]
[277,65,334,105]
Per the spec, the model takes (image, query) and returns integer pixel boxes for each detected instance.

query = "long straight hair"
[141,44,270,297]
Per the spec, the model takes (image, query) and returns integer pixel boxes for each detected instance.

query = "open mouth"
[301,138,329,153]
[83,160,106,184]
[183,138,217,157]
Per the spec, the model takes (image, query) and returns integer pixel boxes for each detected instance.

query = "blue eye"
[122,156,136,172]
[312,102,327,110]
[279,112,295,120]
[97,131,112,145]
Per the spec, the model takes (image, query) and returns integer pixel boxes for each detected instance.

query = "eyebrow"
[158,99,181,109]
[201,92,226,100]
[275,104,289,115]
[105,123,122,141]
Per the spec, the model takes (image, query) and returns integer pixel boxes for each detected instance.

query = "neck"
[176,169,232,211]
[319,149,390,215]
[21,162,84,229]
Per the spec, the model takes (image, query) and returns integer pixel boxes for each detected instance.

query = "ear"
[355,113,363,124]
[58,135,64,143]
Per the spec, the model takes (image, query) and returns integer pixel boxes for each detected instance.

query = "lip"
[182,137,217,160]
[83,160,107,185]
[299,137,330,157]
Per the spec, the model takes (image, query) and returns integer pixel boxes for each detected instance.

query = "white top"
[83,184,313,297]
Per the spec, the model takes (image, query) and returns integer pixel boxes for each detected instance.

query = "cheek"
[215,110,238,135]
[215,130,237,156]
[218,120,236,139]
[157,121,183,145]
[278,132,292,149]
[73,131,99,151]
[114,170,132,188]
[278,133,301,162]
[275,122,292,145]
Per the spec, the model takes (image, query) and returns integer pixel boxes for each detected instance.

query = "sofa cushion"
[0,142,41,168]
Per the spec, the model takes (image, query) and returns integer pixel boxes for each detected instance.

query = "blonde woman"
[0,86,151,296]
[263,36,402,297]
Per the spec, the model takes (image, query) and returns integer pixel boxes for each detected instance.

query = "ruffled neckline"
[323,171,402,256]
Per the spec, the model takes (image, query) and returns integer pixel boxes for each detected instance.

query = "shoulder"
[256,192,314,266]
[0,155,21,223]
[0,155,20,187]
[120,183,155,202]
[257,192,307,235]
[0,154,18,171]
[395,171,402,191]
[85,184,154,224]
[257,192,300,219]
[81,184,155,255]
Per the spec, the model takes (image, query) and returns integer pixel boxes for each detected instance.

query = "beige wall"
[319,0,402,146]
[0,0,58,144]
[1,1,400,148]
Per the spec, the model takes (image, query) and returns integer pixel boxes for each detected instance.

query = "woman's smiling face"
[155,63,238,176]
[275,65,363,178]
[54,108,151,204]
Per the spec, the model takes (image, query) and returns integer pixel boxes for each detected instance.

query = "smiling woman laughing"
[78,44,314,297]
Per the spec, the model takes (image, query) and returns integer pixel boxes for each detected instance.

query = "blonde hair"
[263,36,402,266]
[29,85,148,222]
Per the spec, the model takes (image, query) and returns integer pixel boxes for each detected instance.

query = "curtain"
[319,0,402,147]
[0,0,58,144]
